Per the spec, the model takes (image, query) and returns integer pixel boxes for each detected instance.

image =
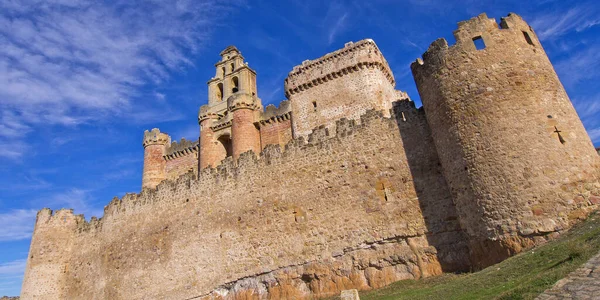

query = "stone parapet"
[142,128,171,148]
[227,92,261,112]
[284,39,395,98]
[164,138,199,161]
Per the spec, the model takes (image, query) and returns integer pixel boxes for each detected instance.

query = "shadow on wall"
[392,100,471,272]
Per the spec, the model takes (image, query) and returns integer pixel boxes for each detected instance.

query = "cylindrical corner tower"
[412,13,600,268]
[198,107,229,169]
[228,93,261,160]
[142,128,170,189]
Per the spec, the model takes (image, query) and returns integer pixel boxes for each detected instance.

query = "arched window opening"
[230,62,235,72]
[217,135,233,158]
[217,83,224,101]
[232,76,239,93]
[221,66,226,76]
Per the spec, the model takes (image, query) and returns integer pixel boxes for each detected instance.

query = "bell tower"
[199,46,262,169]
[207,46,258,105]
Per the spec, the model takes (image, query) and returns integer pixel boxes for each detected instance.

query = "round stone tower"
[142,128,170,189]
[228,93,261,160]
[411,13,600,267]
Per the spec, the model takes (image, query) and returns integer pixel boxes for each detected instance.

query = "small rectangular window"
[523,31,535,46]
[312,101,317,112]
[473,36,486,50]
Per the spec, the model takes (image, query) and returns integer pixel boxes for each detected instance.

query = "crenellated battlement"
[411,13,542,72]
[47,101,417,233]
[23,13,600,299]
[259,100,292,125]
[142,128,171,148]
[164,138,198,160]
[33,208,86,231]
[284,39,395,98]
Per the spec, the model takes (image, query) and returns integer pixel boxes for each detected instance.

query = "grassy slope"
[358,212,600,300]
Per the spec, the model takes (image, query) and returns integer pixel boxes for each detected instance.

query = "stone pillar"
[142,128,170,189]
[228,93,261,160]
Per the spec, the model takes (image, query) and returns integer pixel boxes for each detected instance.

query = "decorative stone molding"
[198,105,221,123]
[284,39,395,98]
[164,138,199,161]
[142,128,170,148]
[227,93,261,112]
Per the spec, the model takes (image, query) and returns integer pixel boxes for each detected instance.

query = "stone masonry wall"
[21,102,463,299]
[411,13,600,268]
[164,139,199,181]
[165,153,198,181]
[285,40,407,138]
[259,119,292,151]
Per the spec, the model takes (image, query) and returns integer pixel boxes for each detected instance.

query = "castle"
[21,13,600,299]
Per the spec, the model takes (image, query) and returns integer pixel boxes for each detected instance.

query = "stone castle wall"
[21,12,600,299]
[21,102,467,299]
[285,40,407,138]
[411,13,600,267]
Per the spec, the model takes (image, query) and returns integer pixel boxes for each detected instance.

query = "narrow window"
[221,66,226,76]
[230,62,235,72]
[523,31,534,46]
[217,83,224,101]
[473,36,486,50]
[312,101,317,112]
[231,76,239,93]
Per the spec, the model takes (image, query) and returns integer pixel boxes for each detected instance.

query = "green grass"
[357,212,600,300]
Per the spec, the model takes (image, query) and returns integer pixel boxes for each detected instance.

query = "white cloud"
[328,12,349,45]
[0,258,27,296]
[0,209,38,242]
[555,45,600,87]
[531,6,600,40]
[44,188,104,220]
[0,0,242,160]
[0,259,27,276]
[588,127,600,143]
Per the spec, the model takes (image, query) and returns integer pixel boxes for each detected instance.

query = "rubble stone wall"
[21,104,464,299]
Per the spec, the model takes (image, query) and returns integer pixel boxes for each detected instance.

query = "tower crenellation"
[21,12,600,300]
[412,12,600,267]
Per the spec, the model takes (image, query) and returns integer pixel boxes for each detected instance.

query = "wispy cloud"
[0,209,37,242]
[530,5,600,40]
[328,12,349,45]
[555,45,600,87]
[43,188,104,219]
[0,258,27,296]
[0,0,242,160]
[323,1,350,45]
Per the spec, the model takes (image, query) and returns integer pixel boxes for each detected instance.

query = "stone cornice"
[257,111,292,126]
[163,143,199,161]
[227,94,261,112]
[284,39,395,98]
[142,128,170,148]
[210,120,232,131]
[285,61,393,98]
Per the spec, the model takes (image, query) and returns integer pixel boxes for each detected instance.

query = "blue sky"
[1,0,599,296]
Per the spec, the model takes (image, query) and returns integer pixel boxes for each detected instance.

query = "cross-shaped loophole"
[554,126,566,144]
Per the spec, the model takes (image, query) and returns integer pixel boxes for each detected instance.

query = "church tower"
[199,46,262,169]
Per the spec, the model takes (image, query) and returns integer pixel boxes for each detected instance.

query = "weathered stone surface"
[536,251,600,299]
[21,12,600,300]
[340,289,360,300]
[412,13,600,268]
